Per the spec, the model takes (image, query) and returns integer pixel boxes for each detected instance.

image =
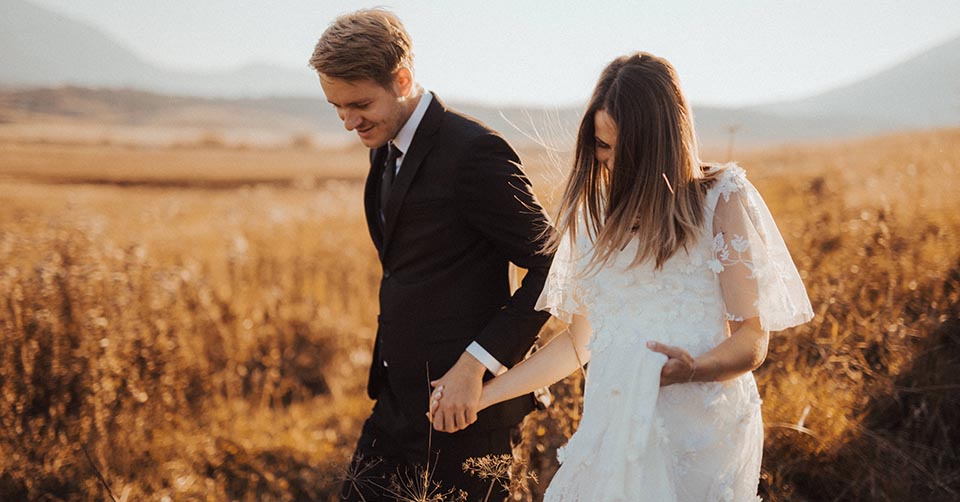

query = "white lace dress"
[536,165,813,502]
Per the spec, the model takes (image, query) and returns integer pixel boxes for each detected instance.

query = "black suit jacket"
[363,95,553,431]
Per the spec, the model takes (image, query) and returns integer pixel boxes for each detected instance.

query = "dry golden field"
[1,128,959,501]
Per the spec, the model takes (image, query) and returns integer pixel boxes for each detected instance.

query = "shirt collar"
[392,89,432,161]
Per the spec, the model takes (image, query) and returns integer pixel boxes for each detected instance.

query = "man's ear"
[392,67,414,99]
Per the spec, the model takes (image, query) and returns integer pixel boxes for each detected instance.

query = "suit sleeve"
[455,133,555,368]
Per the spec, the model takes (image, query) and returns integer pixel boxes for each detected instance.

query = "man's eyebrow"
[327,99,368,107]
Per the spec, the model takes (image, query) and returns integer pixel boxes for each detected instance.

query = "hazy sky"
[28,0,960,107]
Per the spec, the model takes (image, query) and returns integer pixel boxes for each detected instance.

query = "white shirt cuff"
[466,342,507,376]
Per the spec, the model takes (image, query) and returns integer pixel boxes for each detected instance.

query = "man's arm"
[430,132,554,433]
[456,133,554,363]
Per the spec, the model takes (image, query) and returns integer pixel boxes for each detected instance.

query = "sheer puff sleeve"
[535,229,589,324]
[708,165,814,332]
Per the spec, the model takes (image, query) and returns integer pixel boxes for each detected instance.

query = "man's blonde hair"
[308,8,414,87]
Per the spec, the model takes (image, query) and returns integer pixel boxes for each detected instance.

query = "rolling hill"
[0,0,319,98]
[2,0,958,148]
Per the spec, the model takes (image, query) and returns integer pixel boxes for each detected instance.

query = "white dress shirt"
[390,89,432,172]
[387,89,506,376]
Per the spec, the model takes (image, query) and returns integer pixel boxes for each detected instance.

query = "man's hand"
[428,351,486,433]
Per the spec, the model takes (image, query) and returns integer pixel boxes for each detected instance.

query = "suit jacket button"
[383,270,391,279]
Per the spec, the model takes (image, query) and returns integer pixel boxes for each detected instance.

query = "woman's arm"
[477,314,593,411]
[648,317,769,386]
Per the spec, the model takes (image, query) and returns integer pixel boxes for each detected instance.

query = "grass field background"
[1,127,958,501]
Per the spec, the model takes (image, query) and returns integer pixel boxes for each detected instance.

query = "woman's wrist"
[687,358,697,382]
[477,384,494,411]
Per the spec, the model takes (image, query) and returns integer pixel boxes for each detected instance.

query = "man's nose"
[343,112,362,131]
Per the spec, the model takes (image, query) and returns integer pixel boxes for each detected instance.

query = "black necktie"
[380,142,402,224]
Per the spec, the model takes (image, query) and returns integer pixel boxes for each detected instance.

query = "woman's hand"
[427,385,441,421]
[646,341,696,387]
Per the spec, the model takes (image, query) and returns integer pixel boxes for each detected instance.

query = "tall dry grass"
[1,129,958,501]
[0,146,380,499]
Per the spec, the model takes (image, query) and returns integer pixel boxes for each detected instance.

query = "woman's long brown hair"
[547,52,718,272]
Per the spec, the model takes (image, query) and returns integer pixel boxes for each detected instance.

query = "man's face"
[319,74,408,148]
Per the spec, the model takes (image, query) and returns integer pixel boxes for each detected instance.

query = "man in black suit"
[309,9,553,501]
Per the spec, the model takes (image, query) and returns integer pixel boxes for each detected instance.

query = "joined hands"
[427,352,486,433]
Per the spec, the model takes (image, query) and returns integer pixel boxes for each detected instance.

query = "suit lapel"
[380,96,446,254]
[364,145,388,254]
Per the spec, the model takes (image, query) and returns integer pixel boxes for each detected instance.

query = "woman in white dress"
[431,52,813,501]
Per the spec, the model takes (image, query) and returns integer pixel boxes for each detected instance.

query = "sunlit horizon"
[19,0,960,107]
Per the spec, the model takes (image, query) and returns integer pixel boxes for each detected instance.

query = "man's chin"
[358,135,386,148]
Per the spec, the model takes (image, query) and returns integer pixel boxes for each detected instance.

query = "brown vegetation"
[1,129,958,501]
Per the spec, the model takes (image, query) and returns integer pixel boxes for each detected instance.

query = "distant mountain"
[0,86,323,128]
[1,0,157,87]
[0,0,320,98]
[1,0,958,147]
[750,35,960,130]
[0,86,582,148]
[683,34,960,147]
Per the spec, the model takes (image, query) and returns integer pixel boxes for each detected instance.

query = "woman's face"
[594,109,617,171]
